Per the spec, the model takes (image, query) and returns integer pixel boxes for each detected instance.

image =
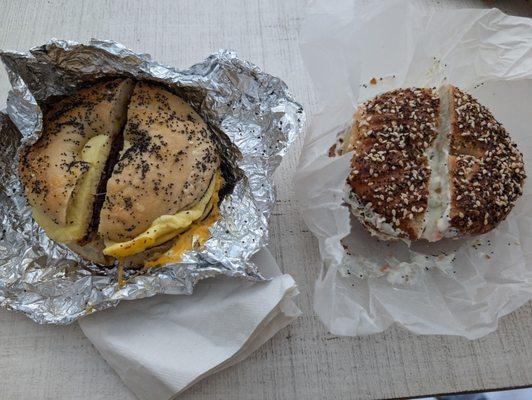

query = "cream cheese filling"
[344,186,406,241]
[421,85,452,241]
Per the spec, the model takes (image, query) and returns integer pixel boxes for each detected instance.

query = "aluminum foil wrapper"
[0,39,304,324]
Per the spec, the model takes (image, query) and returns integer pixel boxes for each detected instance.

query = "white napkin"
[296,0,532,338]
[78,249,299,400]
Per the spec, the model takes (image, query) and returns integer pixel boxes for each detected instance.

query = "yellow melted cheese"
[144,180,221,268]
[31,134,110,243]
[103,172,222,258]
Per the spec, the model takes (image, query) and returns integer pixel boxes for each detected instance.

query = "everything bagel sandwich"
[333,85,525,242]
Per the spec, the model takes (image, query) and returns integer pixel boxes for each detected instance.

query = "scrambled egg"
[31,134,109,242]
[103,172,222,258]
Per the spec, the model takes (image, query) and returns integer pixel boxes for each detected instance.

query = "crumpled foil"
[0,38,304,324]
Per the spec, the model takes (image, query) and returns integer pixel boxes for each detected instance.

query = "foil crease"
[0,39,304,324]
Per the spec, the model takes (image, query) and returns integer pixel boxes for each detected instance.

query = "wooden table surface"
[0,1,531,399]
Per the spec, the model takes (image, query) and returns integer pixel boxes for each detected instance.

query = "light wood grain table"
[0,1,531,399]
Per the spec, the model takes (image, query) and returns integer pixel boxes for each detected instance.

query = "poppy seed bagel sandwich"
[19,79,224,268]
[335,85,525,242]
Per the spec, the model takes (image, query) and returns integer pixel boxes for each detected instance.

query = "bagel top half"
[337,85,525,242]
[19,79,222,266]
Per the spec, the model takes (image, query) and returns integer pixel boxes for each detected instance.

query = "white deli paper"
[296,0,532,339]
[79,249,299,400]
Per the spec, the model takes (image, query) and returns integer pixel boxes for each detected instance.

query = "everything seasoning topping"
[99,82,220,242]
[346,88,440,239]
[449,87,526,234]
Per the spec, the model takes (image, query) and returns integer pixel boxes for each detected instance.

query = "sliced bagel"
[98,81,220,257]
[19,78,134,243]
[447,86,525,236]
[19,79,223,268]
[340,85,525,241]
[343,88,439,240]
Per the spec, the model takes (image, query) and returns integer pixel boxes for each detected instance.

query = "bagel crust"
[342,86,525,241]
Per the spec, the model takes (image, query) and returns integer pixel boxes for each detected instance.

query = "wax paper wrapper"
[0,39,304,324]
[296,0,532,339]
